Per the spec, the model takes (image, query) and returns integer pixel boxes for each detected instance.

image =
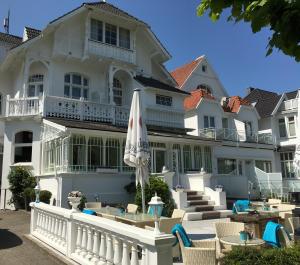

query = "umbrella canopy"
[293,90,300,176]
[124,88,150,213]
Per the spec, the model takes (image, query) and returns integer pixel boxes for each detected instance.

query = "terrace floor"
[0,210,229,265]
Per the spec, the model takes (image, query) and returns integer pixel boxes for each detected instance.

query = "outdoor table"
[220,235,265,247]
[95,207,157,228]
[229,211,280,238]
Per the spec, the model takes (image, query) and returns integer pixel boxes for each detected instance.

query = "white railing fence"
[281,98,298,112]
[6,95,41,116]
[30,202,174,265]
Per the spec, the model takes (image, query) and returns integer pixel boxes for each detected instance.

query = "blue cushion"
[232,200,250,213]
[263,221,281,247]
[171,224,192,247]
[82,209,97,216]
[148,205,163,216]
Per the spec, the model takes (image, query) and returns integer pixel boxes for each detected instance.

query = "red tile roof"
[184,89,215,110]
[224,96,251,113]
[171,56,204,88]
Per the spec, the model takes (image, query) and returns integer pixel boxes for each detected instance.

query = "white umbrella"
[124,88,150,213]
[293,90,300,177]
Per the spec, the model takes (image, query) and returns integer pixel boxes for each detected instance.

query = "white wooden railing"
[281,98,298,112]
[6,95,42,116]
[30,203,174,265]
[146,107,184,128]
[88,40,135,65]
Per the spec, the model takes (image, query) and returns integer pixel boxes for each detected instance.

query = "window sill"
[10,162,33,168]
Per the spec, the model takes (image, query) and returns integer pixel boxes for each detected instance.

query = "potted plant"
[215,185,224,192]
[68,191,83,212]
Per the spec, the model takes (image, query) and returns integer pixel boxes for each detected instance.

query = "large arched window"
[14,131,33,163]
[113,78,123,106]
[197,84,212,95]
[28,74,44,97]
[64,73,89,100]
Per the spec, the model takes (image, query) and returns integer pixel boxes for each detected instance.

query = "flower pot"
[68,197,81,212]
[239,231,248,241]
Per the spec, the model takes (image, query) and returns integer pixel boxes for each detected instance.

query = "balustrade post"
[130,244,138,265]
[75,224,82,254]
[66,212,76,258]
[91,230,100,264]
[99,232,107,265]
[86,227,93,260]
[30,203,37,234]
[113,237,122,265]
[121,241,130,265]
[106,233,114,265]
[80,226,88,257]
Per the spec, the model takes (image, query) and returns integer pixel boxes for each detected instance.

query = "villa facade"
[0,2,298,210]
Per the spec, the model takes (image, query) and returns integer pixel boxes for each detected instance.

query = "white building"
[0,2,217,209]
[245,88,300,190]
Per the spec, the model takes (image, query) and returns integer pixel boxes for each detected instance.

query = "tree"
[197,0,300,61]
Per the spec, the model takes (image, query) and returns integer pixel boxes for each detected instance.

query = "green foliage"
[124,182,136,194]
[78,195,87,211]
[135,176,175,217]
[221,244,300,265]
[39,190,52,204]
[8,167,36,208]
[197,0,300,61]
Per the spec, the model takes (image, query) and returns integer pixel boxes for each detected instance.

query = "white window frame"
[14,131,33,163]
[64,73,89,100]
[28,74,44,97]
[113,78,123,106]
[156,94,172,107]
[280,152,295,178]
[204,115,215,128]
[287,116,296,137]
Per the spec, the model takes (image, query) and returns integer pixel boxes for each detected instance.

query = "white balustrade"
[281,98,298,111]
[88,40,135,65]
[6,96,41,116]
[115,105,130,125]
[30,202,174,265]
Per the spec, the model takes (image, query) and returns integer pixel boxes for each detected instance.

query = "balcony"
[5,96,184,129]
[281,98,298,112]
[88,40,135,64]
[198,128,274,145]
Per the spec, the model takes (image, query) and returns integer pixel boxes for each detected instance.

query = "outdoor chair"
[214,221,245,255]
[85,202,102,209]
[174,227,217,265]
[232,200,250,214]
[127,203,138,214]
[171,209,186,221]
[288,217,300,241]
[263,221,292,248]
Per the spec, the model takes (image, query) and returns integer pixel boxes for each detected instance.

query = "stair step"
[201,211,221,220]
[188,200,209,206]
[186,190,198,196]
[184,210,232,221]
[187,195,203,200]
[194,205,214,212]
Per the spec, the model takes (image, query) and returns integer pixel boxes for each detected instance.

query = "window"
[119,27,130,49]
[204,116,215,128]
[105,23,117,45]
[113,78,123,106]
[156,95,172,107]
[222,118,229,129]
[64,73,89,100]
[183,145,192,172]
[90,19,103,42]
[70,135,86,171]
[14,131,33,163]
[204,146,212,173]
[28,74,44,97]
[197,84,212,95]
[217,158,237,175]
[244,121,253,136]
[278,118,287,138]
[288,117,296,137]
[255,160,272,173]
[150,142,166,173]
[280,152,295,178]
[194,146,202,171]
[106,138,120,169]
[202,65,207,72]
[88,137,103,171]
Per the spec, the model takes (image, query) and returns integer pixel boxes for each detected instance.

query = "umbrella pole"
[141,182,146,214]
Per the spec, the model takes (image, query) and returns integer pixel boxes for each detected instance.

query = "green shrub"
[135,176,175,217]
[78,195,87,211]
[39,190,52,204]
[8,167,36,209]
[221,244,300,265]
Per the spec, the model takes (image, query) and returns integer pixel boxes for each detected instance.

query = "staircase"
[184,190,232,221]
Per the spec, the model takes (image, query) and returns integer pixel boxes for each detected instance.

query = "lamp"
[34,183,41,203]
[148,192,164,235]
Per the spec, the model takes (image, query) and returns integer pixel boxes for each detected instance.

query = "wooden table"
[229,212,280,238]
[94,207,157,228]
[220,235,265,247]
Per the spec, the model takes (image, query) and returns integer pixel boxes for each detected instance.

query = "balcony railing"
[88,40,135,64]
[281,98,299,112]
[198,128,274,144]
[6,96,185,129]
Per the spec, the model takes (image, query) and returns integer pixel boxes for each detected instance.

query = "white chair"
[288,217,300,241]
[127,203,138,214]
[85,202,102,209]
[214,222,245,255]
[176,231,217,265]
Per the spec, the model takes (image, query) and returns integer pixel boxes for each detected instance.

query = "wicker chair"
[85,202,102,209]
[127,203,138,214]
[288,217,300,241]
[176,231,217,265]
[214,222,245,255]
[171,209,186,221]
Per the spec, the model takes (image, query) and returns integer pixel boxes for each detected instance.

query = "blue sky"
[1,0,299,96]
